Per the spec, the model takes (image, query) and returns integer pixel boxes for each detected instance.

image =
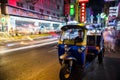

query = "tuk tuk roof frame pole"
[75,1,79,22]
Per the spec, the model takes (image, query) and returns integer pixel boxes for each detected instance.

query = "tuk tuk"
[57,23,104,80]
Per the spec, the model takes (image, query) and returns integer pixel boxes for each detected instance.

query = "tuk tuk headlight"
[64,45,69,52]
[60,53,68,59]
[78,48,83,53]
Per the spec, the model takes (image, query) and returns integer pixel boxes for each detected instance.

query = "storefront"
[9,15,63,34]
[0,4,64,34]
[9,16,39,34]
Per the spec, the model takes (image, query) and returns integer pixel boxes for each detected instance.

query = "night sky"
[88,0,105,19]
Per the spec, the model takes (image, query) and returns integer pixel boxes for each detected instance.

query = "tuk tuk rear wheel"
[59,64,72,80]
[98,50,104,63]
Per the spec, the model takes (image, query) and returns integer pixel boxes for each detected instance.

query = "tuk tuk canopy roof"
[61,24,87,31]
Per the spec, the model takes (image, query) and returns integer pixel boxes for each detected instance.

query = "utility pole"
[75,1,79,22]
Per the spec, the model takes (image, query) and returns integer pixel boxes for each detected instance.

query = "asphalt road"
[0,43,60,80]
[0,42,120,80]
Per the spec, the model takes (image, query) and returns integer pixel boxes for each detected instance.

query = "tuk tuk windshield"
[60,29,84,42]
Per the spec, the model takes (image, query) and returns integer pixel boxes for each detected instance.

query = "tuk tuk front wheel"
[59,64,72,80]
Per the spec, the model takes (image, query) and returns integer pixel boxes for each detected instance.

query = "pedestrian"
[103,28,112,52]
[110,27,116,52]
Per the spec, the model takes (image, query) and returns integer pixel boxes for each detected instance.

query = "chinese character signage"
[80,3,86,22]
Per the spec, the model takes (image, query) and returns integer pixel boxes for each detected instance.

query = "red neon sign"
[80,3,86,22]
[78,0,89,3]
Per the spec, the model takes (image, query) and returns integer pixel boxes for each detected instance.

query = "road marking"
[0,41,57,54]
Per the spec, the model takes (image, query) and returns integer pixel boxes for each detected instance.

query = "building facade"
[0,0,64,34]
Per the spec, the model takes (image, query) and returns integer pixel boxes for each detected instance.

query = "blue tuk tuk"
[57,23,104,80]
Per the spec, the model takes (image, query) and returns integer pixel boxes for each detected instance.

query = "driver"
[75,29,83,42]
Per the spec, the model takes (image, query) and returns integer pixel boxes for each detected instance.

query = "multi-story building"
[0,0,64,34]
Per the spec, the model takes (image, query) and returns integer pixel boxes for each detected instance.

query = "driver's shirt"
[75,36,83,42]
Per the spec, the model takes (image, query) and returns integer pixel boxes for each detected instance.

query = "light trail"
[6,38,58,46]
[0,41,57,54]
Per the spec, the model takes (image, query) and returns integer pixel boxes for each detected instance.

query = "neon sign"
[78,0,89,3]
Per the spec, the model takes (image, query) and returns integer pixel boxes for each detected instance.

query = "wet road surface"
[0,43,120,80]
[0,43,60,80]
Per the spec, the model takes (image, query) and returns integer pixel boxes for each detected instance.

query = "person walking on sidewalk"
[110,27,116,52]
[103,28,112,52]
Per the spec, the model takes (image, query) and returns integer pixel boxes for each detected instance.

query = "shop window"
[64,0,70,4]
[53,24,59,29]
[47,11,50,14]
[39,9,43,13]
[39,22,50,27]
[29,6,34,10]
[0,0,7,3]
[53,13,55,15]
[57,5,60,10]
[17,2,23,7]
[57,14,59,17]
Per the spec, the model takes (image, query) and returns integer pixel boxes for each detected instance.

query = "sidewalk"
[0,32,58,43]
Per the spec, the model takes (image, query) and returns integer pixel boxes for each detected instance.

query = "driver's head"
[78,30,82,37]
